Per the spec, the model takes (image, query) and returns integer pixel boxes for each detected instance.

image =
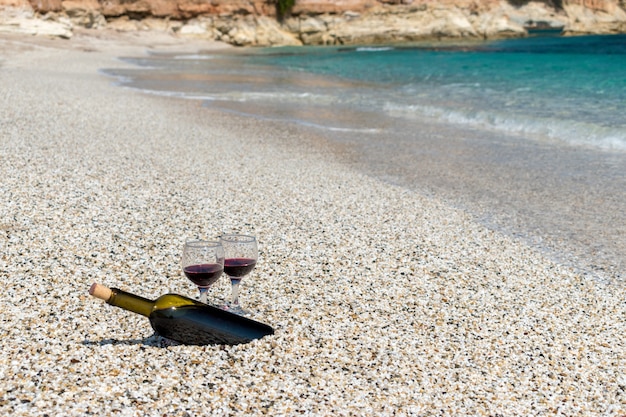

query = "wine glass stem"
[198,288,208,304]
[230,280,241,306]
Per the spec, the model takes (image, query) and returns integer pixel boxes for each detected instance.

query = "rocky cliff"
[1,0,625,45]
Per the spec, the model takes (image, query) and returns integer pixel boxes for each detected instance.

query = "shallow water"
[103,34,626,283]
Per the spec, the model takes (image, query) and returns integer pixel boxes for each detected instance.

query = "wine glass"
[181,240,224,304]
[220,234,258,314]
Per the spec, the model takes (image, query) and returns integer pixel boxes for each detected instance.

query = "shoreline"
[1,31,625,415]
[111,40,625,286]
[198,91,626,286]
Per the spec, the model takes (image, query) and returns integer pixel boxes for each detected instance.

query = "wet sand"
[202,94,626,285]
[334,114,626,284]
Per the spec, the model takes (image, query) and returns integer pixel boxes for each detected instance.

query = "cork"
[89,283,113,301]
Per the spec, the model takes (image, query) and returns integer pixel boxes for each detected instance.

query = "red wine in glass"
[224,258,257,281]
[182,240,224,304]
[219,234,258,315]
[184,263,223,287]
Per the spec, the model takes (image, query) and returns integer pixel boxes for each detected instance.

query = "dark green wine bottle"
[89,283,274,345]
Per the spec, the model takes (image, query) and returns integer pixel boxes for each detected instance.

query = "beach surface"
[1,30,625,416]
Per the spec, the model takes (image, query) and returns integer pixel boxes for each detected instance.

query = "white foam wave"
[298,122,381,133]
[100,83,335,106]
[204,106,381,134]
[172,54,215,60]
[356,47,394,52]
[384,102,626,152]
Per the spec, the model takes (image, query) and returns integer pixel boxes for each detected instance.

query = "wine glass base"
[223,303,250,316]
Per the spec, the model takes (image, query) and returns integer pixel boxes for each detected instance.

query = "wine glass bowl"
[181,240,224,304]
[220,234,258,314]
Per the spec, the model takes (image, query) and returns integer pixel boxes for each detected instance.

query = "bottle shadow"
[82,333,182,348]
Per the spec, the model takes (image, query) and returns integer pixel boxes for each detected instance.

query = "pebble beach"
[1,30,625,416]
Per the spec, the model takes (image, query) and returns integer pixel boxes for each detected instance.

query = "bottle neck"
[108,288,154,317]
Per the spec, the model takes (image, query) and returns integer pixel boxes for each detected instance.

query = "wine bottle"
[89,283,274,345]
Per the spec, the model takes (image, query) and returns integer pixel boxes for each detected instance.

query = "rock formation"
[1,0,625,45]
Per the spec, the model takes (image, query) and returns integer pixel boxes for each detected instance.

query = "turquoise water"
[245,35,626,150]
[104,34,626,282]
[112,34,626,151]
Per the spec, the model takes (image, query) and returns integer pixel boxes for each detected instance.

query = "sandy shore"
[1,30,625,416]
